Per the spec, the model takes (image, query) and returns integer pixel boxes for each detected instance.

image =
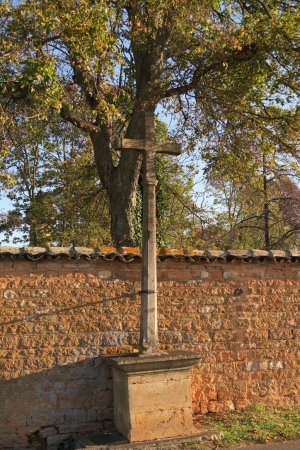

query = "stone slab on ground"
[71,426,222,449]
[235,439,300,449]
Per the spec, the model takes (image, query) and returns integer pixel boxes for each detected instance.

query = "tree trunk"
[91,106,155,246]
[110,166,141,246]
[263,155,270,250]
[29,224,38,246]
[89,24,163,246]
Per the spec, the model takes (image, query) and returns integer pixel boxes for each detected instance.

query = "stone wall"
[1,251,300,448]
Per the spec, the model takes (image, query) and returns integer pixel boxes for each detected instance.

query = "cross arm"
[114,138,146,151]
[114,138,182,155]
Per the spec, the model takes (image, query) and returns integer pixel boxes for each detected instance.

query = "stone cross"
[115,112,182,353]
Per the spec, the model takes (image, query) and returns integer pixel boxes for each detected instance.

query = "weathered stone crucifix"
[115,112,182,353]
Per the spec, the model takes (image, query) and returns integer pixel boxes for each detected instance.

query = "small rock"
[97,270,112,279]
[223,271,238,280]
[38,426,58,439]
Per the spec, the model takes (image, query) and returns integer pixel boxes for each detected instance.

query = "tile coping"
[0,246,299,262]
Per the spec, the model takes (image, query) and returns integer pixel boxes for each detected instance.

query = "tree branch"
[67,55,100,109]
[270,227,300,248]
[162,44,260,99]
[60,105,99,133]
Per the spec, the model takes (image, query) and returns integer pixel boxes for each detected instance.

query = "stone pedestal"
[107,351,201,443]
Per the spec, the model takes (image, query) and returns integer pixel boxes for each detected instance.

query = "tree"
[202,107,300,249]
[204,176,300,249]
[0,114,111,246]
[275,177,300,246]
[1,0,299,245]
[0,111,198,247]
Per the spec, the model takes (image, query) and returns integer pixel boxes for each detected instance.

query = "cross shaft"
[115,112,182,353]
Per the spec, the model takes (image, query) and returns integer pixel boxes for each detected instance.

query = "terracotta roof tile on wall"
[0,246,299,263]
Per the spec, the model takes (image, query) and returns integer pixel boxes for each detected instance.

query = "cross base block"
[107,351,201,442]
